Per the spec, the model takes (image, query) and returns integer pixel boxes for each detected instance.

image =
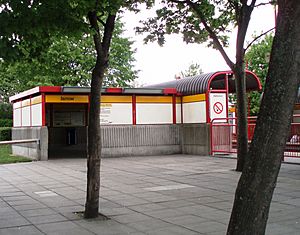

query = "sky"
[122,3,275,86]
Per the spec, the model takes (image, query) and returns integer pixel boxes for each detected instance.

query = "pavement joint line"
[0,178,47,234]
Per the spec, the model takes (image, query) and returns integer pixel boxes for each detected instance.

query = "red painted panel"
[172,95,176,124]
[106,88,123,93]
[163,88,177,95]
[39,86,62,93]
[42,93,46,126]
[132,95,136,125]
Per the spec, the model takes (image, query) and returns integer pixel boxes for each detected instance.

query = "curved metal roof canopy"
[146,70,262,95]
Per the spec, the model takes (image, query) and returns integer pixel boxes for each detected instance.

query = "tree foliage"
[246,34,274,115]
[181,62,203,77]
[0,103,12,127]
[0,20,138,101]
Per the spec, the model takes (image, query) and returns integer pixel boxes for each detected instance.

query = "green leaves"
[0,20,138,101]
[245,33,274,115]
[137,0,234,48]
[181,62,203,77]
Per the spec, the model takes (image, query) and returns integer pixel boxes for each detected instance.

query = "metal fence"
[211,115,300,162]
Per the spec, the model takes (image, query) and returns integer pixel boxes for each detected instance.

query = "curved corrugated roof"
[146,71,261,95]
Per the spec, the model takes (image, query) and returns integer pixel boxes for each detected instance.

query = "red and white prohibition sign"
[213,102,223,114]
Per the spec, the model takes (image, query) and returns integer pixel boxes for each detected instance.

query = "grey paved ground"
[0,155,299,235]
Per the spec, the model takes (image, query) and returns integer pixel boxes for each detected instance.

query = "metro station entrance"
[46,103,88,158]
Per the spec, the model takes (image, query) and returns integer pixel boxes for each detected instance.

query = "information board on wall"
[100,103,132,125]
[100,103,113,124]
[53,111,85,127]
[209,93,227,122]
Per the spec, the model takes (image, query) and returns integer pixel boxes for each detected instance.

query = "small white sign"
[209,93,227,122]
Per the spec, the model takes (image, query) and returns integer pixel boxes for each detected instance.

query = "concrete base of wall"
[102,146,181,157]
[182,124,210,156]
[12,124,211,160]
[12,127,48,161]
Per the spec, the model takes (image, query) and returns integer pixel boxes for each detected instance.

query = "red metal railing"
[210,115,300,161]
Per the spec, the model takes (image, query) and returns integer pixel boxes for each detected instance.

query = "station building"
[9,70,261,160]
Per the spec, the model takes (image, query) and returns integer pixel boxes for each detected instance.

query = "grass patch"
[0,145,32,164]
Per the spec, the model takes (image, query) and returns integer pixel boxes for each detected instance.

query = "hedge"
[0,119,13,127]
[0,127,12,141]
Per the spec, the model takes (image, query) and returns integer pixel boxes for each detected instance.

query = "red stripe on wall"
[172,95,176,124]
[42,93,46,126]
[132,95,136,125]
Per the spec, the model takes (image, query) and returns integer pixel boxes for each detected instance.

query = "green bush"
[0,127,12,141]
[0,119,13,127]
[0,103,13,119]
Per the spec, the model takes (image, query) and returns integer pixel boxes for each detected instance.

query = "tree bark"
[227,1,300,234]
[84,10,116,219]
[233,1,255,172]
[233,64,248,172]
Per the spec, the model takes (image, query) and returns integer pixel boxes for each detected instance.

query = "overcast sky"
[122,3,275,86]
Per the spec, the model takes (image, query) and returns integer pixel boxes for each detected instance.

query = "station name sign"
[61,96,75,101]
[45,95,89,103]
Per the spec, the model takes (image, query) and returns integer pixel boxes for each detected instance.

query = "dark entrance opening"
[46,103,88,158]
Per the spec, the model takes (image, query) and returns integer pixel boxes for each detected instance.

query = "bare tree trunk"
[233,2,256,172]
[233,64,248,172]
[227,1,300,233]
[84,10,116,219]
[85,58,104,218]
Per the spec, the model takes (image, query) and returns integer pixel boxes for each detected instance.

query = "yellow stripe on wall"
[31,95,42,105]
[101,95,132,103]
[182,94,206,103]
[137,96,172,103]
[45,95,89,103]
[21,99,30,107]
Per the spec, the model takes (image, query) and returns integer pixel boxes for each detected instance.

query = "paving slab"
[0,155,299,234]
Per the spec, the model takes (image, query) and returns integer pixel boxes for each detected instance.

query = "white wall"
[31,104,42,126]
[21,106,31,126]
[13,109,22,127]
[100,103,132,125]
[176,103,182,124]
[183,102,206,123]
[136,103,172,124]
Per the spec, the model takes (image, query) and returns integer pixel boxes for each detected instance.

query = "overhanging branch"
[184,0,235,69]
[245,27,275,52]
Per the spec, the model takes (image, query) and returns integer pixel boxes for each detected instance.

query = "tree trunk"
[233,64,248,172]
[84,11,116,219]
[84,59,104,218]
[227,1,300,234]
[233,2,256,172]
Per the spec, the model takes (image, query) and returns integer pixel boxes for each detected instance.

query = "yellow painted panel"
[46,95,89,103]
[137,96,172,103]
[31,95,42,105]
[229,107,236,113]
[101,95,132,103]
[176,97,181,104]
[182,94,206,103]
[21,99,30,107]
